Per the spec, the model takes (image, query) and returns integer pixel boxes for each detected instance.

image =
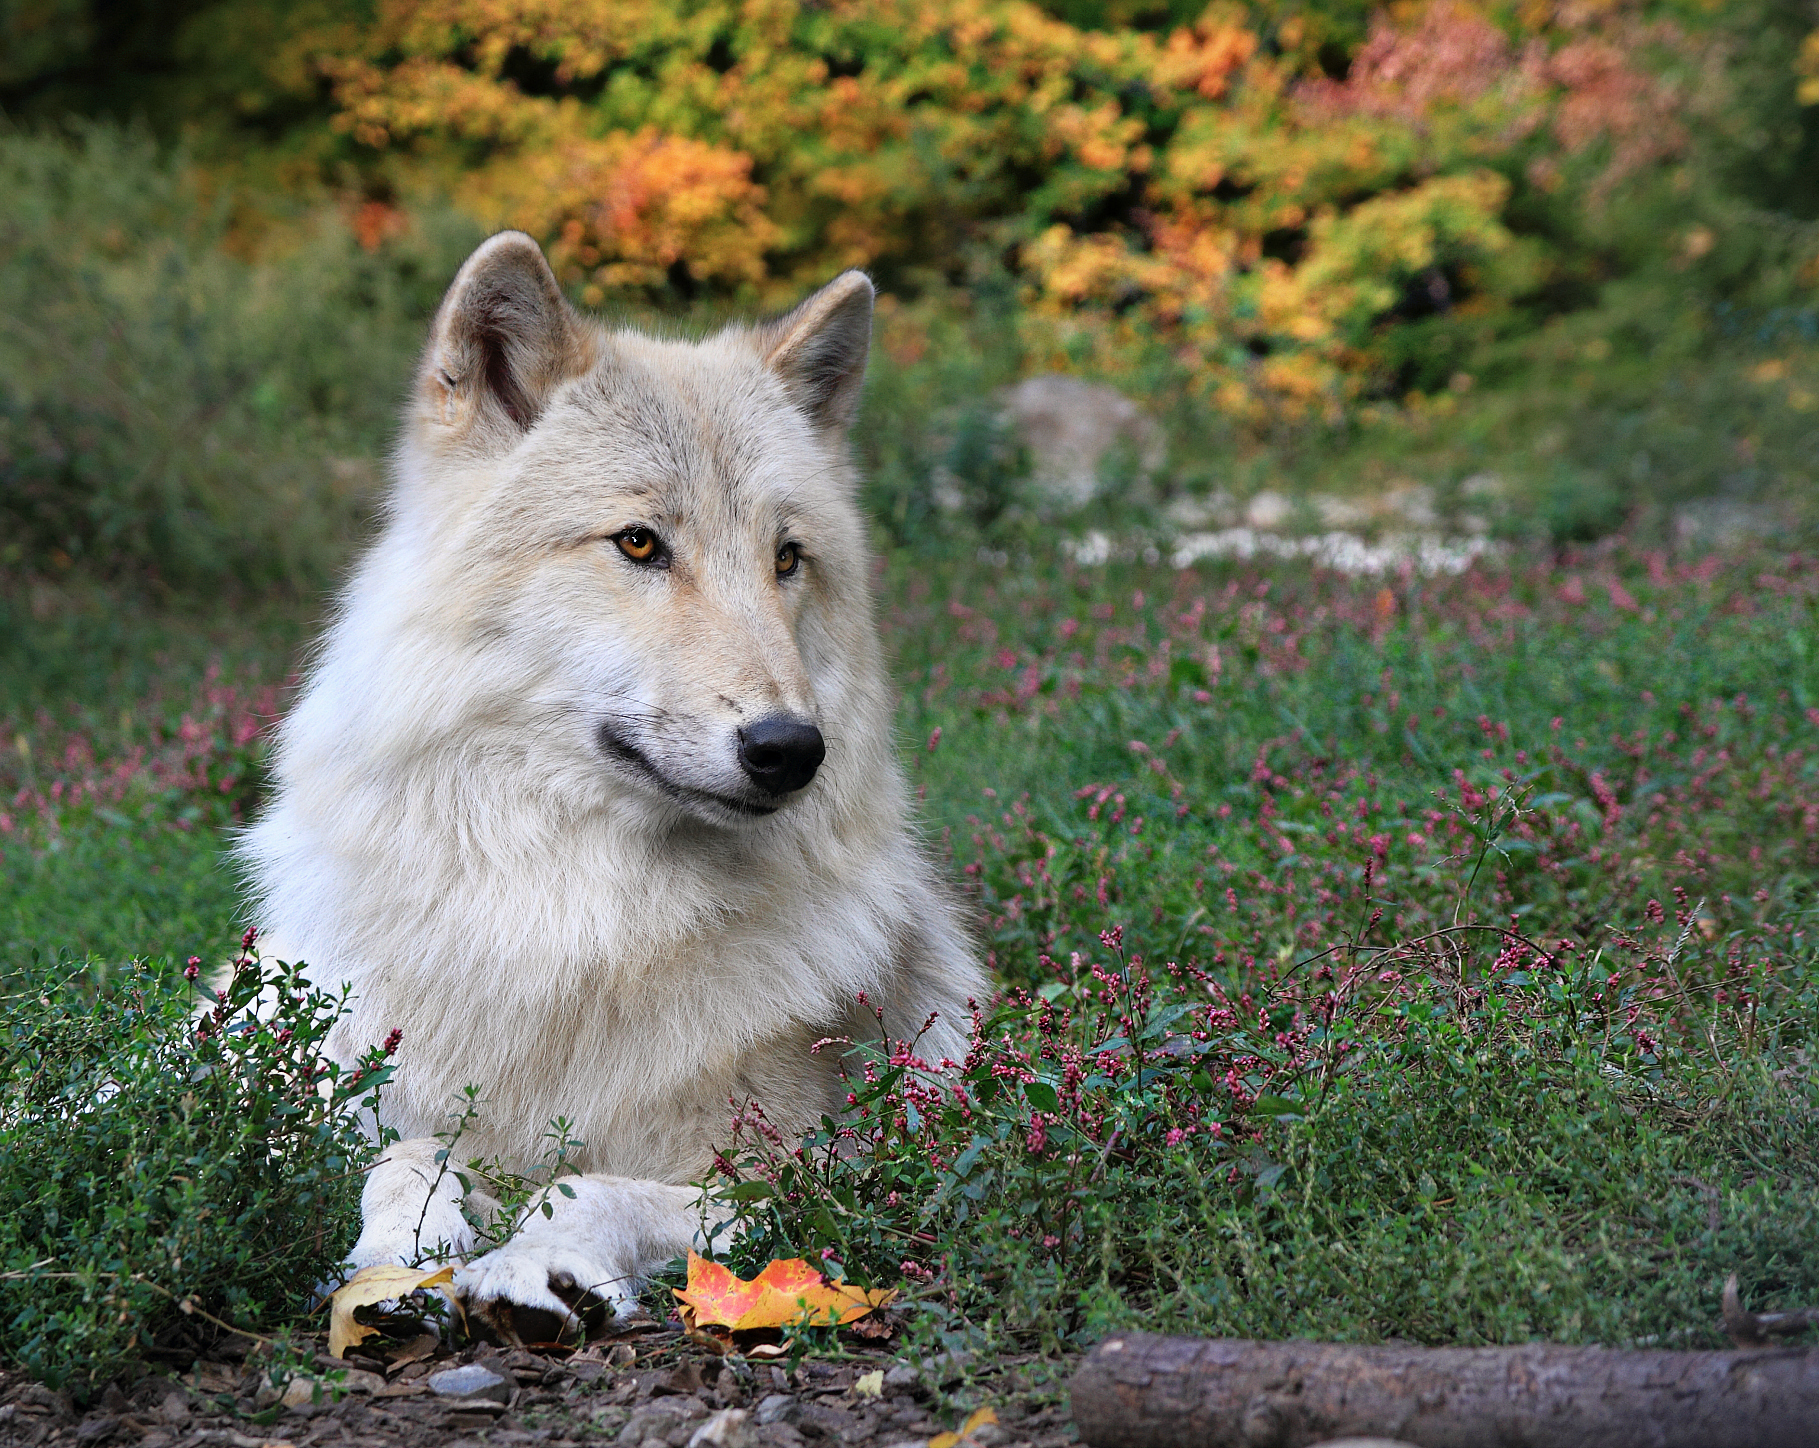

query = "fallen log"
[1069,1331,1819,1448]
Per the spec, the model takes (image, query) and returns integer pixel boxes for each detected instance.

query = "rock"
[280,1376,320,1409]
[157,1391,191,1426]
[1165,492,1236,529]
[428,1363,514,1403]
[1383,483,1437,527]
[687,1407,754,1448]
[1312,494,1371,528]
[753,1394,797,1426]
[1244,491,1291,528]
[619,1397,709,1444]
[881,1365,921,1395]
[791,1399,859,1437]
[998,374,1165,511]
[656,1362,708,1397]
[1674,498,1780,546]
[1306,1440,1422,1448]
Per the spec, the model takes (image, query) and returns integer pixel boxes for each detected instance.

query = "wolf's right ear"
[418,232,591,453]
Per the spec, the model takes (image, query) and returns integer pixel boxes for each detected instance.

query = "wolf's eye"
[615,528,662,564]
[775,542,801,578]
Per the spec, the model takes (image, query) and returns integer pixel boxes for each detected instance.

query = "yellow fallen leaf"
[929,1405,999,1448]
[327,1264,456,1358]
[854,1369,885,1399]
[673,1251,897,1332]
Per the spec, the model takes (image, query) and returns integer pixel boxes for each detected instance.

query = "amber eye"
[615,527,661,564]
[775,542,801,578]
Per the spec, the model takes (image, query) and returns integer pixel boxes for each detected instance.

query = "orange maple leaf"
[674,1251,895,1332]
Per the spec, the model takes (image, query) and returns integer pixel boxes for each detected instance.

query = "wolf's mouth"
[597,725,779,818]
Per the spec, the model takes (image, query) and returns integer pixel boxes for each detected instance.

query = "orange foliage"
[281,0,1707,414]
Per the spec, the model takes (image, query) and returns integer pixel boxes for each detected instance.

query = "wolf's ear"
[419,231,590,451]
[756,271,875,433]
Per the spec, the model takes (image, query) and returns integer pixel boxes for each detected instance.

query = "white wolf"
[240,232,985,1342]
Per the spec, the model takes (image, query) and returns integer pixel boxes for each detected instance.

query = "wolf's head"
[351,231,891,831]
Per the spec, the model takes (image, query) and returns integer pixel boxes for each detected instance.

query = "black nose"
[737,716,825,795]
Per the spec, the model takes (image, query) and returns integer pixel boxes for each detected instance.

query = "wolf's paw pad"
[455,1247,633,1347]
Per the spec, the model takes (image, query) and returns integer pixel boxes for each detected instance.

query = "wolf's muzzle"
[737,716,825,795]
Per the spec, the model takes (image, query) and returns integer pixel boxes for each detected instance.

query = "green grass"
[0,581,310,971]
[4,539,1816,1383]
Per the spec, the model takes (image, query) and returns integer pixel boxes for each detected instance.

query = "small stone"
[1245,491,1291,529]
[158,1391,191,1425]
[281,1376,320,1409]
[655,1363,707,1397]
[428,1364,514,1403]
[753,1394,796,1426]
[920,1351,974,1382]
[618,1399,707,1443]
[882,1366,920,1395]
[686,1407,752,1448]
[1303,1440,1422,1448]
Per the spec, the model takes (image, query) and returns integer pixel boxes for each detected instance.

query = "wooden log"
[1069,1331,1819,1448]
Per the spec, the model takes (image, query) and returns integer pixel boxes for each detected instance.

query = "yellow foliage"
[273,0,1703,410]
[1799,31,1819,107]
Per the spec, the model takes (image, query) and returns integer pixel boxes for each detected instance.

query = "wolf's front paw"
[454,1242,637,1346]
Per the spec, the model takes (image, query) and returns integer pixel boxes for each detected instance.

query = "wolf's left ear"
[419,231,591,452]
[756,271,875,433]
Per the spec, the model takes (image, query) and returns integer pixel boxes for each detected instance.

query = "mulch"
[0,1319,1080,1448]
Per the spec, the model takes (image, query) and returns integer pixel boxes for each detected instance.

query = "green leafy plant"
[0,935,391,1396]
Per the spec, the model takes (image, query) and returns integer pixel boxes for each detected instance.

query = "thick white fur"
[240,233,984,1337]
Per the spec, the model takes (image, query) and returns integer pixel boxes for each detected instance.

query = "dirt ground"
[0,1318,1080,1448]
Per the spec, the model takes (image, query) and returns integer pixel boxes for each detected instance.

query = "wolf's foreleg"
[347,1137,495,1272]
[453,1176,733,1345]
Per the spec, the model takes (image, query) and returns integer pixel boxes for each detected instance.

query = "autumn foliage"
[178,0,1771,419]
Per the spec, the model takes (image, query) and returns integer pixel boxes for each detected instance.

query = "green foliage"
[724,931,1818,1349]
[0,123,483,588]
[0,944,386,1397]
[5,536,1819,1383]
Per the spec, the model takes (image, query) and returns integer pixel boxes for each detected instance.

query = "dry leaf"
[929,1406,999,1448]
[327,1264,456,1359]
[673,1251,896,1332]
[853,1369,885,1399]
[385,1331,440,1370]
[745,1342,792,1359]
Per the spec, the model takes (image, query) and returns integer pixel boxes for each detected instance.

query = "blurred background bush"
[2,0,1817,586]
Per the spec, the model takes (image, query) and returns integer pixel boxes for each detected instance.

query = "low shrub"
[722,864,1819,1351]
[0,939,388,1396]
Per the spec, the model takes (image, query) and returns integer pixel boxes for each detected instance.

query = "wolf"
[239,231,986,1341]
